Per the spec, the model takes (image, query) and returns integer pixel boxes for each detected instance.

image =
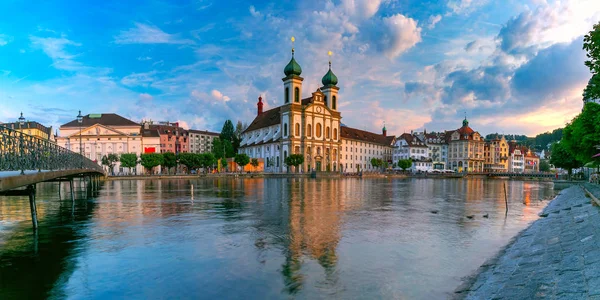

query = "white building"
[239,46,394,173]
[56,113,144,174]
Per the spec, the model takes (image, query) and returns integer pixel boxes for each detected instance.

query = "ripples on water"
[0,178,555,299]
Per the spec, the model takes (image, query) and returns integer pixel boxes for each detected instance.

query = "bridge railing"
[0,125,104,174]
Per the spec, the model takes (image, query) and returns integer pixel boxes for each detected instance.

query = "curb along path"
[457,184,600,299]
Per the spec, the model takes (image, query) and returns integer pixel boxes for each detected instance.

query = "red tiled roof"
[243,107,280,133]
[341,126,393,146]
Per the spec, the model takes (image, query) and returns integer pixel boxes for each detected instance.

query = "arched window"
[316,123,322,138]
[284,123,288,136]
[326,126,330,138]
[324,95,328,107]
[307,124,312,137]
[294,87,299,103]
[334,128,338,140]
[285,87,290,103]
[295,123,300,136]
[332,96,337,110]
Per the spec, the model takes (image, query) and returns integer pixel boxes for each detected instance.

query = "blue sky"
[0,0,599,136]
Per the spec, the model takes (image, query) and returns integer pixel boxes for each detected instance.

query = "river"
[0,178,555,299]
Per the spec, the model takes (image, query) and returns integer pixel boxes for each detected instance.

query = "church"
[239,45,395,173]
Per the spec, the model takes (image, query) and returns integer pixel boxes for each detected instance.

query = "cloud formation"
[114,23,194,45]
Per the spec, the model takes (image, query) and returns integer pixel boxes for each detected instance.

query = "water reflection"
[0,178,555,299]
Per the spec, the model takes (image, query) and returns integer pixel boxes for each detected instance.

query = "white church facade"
[239,47,395,173]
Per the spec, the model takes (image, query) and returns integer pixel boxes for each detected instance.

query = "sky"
[0,0,599,137]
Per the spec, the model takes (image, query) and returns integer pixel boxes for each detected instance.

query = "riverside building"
[239,45,394,173]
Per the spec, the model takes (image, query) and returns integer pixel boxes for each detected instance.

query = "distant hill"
[485,128,563,152]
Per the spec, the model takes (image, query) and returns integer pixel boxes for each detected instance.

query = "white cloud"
[447,0,488,15]
[0,34,12,46]
[137,56,152,61]
[29,36,84,71]
[114,23,194,45]
[249,5,261,17]
[380,14,422,59]
[427,15,442,29]
[121,71,157,87]
[211,89,231,102]
[341,0,382,20]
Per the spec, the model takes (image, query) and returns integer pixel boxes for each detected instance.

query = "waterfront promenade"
[457,184,600,299]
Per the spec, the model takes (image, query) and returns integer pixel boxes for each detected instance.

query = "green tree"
[162,152,177,174]
[101,153,120,175]
[584,22,600,101]
[549,142,582,180]
[370,158,382,168]
[539,160,551,172]
[212,138,235,160]
[234,153,250,172]
[220,120,235,143]
[250,158,259,171]
[140,153,164,174]
[398,159,413,171]
[284,154,304,173]
[561,102,600,163]
[202,153,217,172]
[119,153,138,174]
[178,152,201,173]
[233,121,244,153]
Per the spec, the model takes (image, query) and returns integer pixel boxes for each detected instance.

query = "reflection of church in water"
[240,43,395,173]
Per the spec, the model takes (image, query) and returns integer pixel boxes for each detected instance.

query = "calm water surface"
[0,178,555,299]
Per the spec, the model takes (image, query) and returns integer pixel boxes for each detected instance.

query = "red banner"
[144,147,156,153]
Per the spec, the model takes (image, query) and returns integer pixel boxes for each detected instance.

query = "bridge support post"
[58,181,61,200]
[27,185,38,230]
[69,178,75,202]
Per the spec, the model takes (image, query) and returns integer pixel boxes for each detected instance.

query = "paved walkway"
[457,184,600,299]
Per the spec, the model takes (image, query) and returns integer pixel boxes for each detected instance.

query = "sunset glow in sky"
[1,0,599,136]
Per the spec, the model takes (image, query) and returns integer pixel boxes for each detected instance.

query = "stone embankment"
[456,184,600,299]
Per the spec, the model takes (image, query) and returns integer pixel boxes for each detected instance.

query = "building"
[239,47,393,173]
[393,133,428,161]
[484,136,509,173]
[446,118,485,172]
[140,125,161,154]
[56,113,143,174]
[416,131,447,170]
[1,113,54,141]
[524,149,540,173]
[340,126,395,173]
[188,129,219,153]
[146,122,189,154]
[507,142,539,173]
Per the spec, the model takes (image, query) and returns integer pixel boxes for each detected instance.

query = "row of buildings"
[237,47,540,173]
[1,47,540,174]
[1,113,219,174]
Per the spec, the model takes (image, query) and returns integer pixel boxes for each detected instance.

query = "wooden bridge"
[0,125,105,229]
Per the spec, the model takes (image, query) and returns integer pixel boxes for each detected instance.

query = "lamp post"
[18,112,25,130]
[18,113,25,174]
[77,110,83,168]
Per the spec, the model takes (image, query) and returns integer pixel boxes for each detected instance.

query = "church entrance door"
[316,161,322,172]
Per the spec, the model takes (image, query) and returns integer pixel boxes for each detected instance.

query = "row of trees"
[101,152,220,175]
[549,23,600,179]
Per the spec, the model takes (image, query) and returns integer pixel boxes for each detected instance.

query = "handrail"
[0,125,104,174]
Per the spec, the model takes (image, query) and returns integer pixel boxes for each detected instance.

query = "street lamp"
[18,112,25,130]
[77,110,83,167]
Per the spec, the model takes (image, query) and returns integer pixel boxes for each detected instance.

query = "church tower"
[321,51,339,111]
[282,37,303,106]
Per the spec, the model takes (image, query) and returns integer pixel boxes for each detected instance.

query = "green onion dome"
[321,63,338,86]
[284,52,302,77]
